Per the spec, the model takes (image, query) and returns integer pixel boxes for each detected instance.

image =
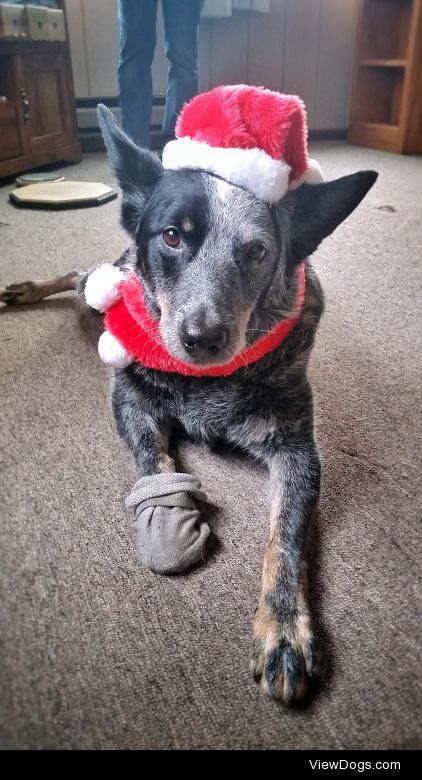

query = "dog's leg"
[133,419,176,477]
[251,440,320,704]
[0,271,80,305]
[113,387,175,476]
[113,376,210,573]
[1,247,135,307]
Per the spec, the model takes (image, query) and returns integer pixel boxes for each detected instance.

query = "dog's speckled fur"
[98,108,376,703]
[0,106,377,704]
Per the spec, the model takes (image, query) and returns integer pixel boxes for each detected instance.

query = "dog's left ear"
[278,170,378,265]
[97,104,163,234]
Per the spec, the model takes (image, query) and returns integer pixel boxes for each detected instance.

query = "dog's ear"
[97,104,163,234]
[278,171,378,265]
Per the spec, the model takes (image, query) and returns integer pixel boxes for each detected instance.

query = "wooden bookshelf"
[348,0,422,154]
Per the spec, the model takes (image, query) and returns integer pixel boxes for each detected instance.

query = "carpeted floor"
[0,144,421,750]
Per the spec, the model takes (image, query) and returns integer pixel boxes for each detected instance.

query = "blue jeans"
[117,0,202,147]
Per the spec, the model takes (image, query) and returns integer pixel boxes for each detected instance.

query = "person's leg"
[161,0,202,144]
[117,0,158,147]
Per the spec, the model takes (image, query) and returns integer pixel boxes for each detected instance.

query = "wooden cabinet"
[0,9,81,179]
[0,56,24,162]
[348,0,422,153]
[21,48,76,153]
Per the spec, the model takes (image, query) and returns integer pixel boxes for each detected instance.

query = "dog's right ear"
[97,104,163,234]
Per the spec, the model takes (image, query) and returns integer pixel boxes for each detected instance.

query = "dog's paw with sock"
[125,472,211,574]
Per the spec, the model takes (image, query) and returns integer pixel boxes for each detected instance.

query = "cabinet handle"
[20,88,30,123]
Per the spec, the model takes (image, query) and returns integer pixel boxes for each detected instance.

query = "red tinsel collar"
[104,262,305,377]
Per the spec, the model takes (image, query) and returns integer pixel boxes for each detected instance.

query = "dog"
[1,105,377,703]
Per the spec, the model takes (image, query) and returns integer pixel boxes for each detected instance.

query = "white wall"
[65,0,359,131]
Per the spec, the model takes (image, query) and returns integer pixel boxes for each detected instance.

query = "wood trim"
[402,0,422,152]
[348,122,401,153]
[0,40,68,56]
[11,54,31,157]
[348,0,365,131]
[0,142,81,179]
[359,59,407,68]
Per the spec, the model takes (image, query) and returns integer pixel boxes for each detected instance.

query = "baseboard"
[309,129,347,141]
[77,96,164,152]
[80,134,162,153]
[76,96,347,152]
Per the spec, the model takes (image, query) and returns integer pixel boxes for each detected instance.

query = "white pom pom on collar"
[98,330,133,369]
[84,264,125,313]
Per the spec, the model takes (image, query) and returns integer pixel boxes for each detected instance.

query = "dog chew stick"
[125,472,210,574]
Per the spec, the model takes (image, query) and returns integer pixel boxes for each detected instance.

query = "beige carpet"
[0,144,421,750]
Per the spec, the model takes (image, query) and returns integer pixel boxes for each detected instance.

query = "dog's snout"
[180,315,228,358]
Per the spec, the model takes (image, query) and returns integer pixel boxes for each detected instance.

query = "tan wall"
[65,0,359,131]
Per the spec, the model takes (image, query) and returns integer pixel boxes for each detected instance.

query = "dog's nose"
[180,318,228,357]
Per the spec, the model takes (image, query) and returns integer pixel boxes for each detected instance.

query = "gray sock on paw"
[125,473,211,574]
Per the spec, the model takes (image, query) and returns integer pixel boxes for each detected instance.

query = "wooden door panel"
[22,51,73,152]
[0,55,27,161]
[25,69,63,136]
[0,103,22,160]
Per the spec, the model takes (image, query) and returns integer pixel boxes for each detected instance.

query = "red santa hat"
[162,84,323,202]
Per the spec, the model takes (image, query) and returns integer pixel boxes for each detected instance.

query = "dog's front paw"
[251,602,317,704]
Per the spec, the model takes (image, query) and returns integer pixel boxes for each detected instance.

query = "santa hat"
[162,84,323,203]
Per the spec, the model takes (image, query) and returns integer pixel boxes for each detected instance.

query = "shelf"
[348,122,401,153]
[353,67,404,125]
[359,0,412,61]
[360,58,407,68]
[355,121,400,132]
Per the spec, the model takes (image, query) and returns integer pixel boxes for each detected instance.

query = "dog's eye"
[247,243,267,262]
[162,227,181,248]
